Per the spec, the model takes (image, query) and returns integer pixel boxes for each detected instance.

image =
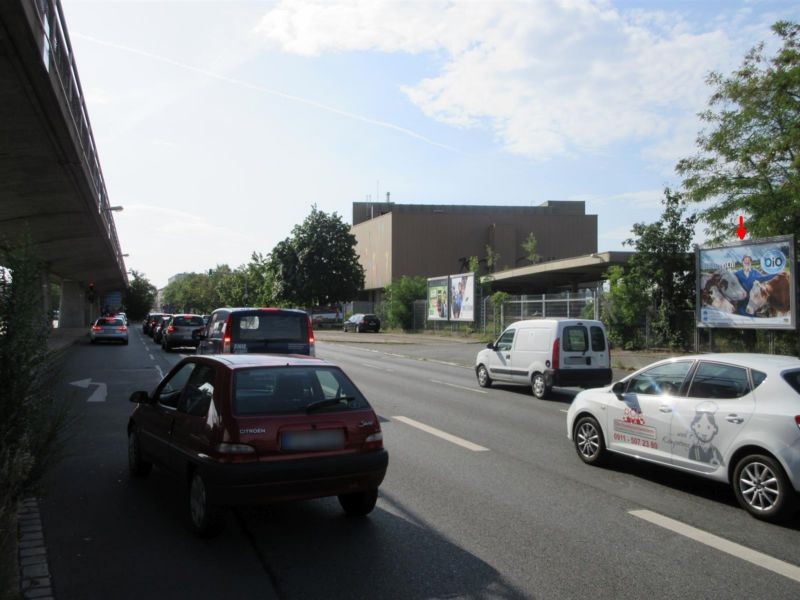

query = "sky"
[59,0,799,289]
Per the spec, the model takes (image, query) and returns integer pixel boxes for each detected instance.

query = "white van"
[475,319,612,399]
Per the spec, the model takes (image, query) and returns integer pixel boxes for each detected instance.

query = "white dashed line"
[560,409,569,413]
[148,354,154,360]
[430,379,487,394]
[154,365,164,379]
[629,509,800,584]
[360,361,395,373]
[392,416,489,452]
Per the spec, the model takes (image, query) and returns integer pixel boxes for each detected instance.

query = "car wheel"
[733,454,796,523]
[573,416,606,465]
[531,372,550,399]
[476,365,492,388]
[188,471,223,536]
[128,430,152,478]
[338,489,378,517]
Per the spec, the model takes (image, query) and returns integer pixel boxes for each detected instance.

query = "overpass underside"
[0,1,127,326]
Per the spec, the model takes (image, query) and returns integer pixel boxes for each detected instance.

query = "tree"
[601,265,650,349]
[624,189,697,348]
[521,233,540,265]
[384,276,426,329]
[124,270,157,320]
[484,244,500,273]
[677,21,800,245]
[269,206,365,307]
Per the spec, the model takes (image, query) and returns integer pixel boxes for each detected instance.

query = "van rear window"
[562,326,588,352]
[234,313,308,341]
[173,316,204,326]
[590,326,606,351]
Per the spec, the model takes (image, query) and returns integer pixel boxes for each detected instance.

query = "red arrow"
[736,215,747,240]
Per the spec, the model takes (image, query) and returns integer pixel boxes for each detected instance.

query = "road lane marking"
[148,354,154,360]
[69,379,107,402]
[560,409,568,413]
[629,509,800,583]
[430,379,487,394]
[155,365,164,379]
[360,361,395,373]
[392,416,489,452]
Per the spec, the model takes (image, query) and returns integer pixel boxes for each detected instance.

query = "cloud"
[256,0,780,164]
[573,188,666,209]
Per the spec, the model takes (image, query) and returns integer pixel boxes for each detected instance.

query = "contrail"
[74,33,461,154]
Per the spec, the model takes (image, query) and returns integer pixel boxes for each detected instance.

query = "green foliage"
[0,239,67,581]
[490,290,509,334]
[270,205,365,307]
[677,21,800,247]
[521,233,540,265]
[601,265,650,349]
[123,270,157,320]
[467,256,481,274]
[384,276,426,329]
[623,189,697,348]
[485,244,500,272]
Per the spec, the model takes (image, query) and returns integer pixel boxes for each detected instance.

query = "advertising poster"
[427,277,449,320]
[449,273,475,322]
[696,235,795,330]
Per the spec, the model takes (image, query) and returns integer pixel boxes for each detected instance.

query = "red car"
[127,354,388,536]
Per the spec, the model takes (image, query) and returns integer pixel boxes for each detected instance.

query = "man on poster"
[732,255,774,315]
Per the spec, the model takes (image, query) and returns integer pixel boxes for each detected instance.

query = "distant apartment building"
[351,201,598,300]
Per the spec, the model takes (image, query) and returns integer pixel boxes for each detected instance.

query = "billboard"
[427,276,449,320]
[449,273,475,322]
[697,235,795,330]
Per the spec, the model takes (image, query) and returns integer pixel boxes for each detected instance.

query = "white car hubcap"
[739,462,779,511]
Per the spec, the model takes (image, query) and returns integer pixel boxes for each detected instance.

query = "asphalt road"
[38,331,800,599]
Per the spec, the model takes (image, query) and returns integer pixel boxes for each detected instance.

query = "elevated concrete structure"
[0,0,126,324]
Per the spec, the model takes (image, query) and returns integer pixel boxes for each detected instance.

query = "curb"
[17,498,54,600]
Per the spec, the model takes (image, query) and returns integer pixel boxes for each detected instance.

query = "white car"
[567,353,800,522]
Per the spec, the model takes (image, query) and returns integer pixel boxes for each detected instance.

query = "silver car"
[90,317,129,345]
[161,314,204,352]
[567,353,800,522]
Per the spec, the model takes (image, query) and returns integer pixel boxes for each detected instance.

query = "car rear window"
[173,316,204,326]
[782,370,800,395]
[562,326,588,352]
[97,318,123,326]
[233,367,369,415]
[234,313,308,341]
[590,326,606,351]
[688,362,750,399]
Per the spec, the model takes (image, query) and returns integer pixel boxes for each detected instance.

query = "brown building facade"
[352,201,598,295]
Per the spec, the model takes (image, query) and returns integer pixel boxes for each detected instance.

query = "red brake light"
[363,424,383,450]
[307,316,315,345]
[223,315,233,353]
[795,416,800,430]
[92,325,102,331]
[117,325,127,332]
[552,338,560,370]
[167,325,175,333]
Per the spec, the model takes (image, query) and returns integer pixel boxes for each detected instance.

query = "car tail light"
[92,325,102,331]
[795,416,800,431]
[223,314,233,353]
[214,442,257,462]
[552,338,560,370]
[363,429,383,450]
[167,325,175,333]
[307,316,316,355]
[117,326,127,332]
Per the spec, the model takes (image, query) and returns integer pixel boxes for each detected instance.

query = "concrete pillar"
[59,280,88,327]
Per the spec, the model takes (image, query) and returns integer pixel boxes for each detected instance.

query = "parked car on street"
[90,317,128,345]
[196,308,315,356]
[127,354,388,535]
[343,314,381,333]
[567,353,800,522]
[143,313,164,335]
[162,314,205,352]
[475,318,612,398]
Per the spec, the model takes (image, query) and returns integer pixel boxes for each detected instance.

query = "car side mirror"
[612,381,626,398]
[486,342,495,350]
[129,391,151,404]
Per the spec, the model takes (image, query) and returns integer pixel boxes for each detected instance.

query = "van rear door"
[559,322,609,371]
[232,311,312,355]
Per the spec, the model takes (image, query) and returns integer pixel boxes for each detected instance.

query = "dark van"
[195,308,315,356]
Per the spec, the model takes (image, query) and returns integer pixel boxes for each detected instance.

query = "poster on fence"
[448,273,475,322]
[696,235,795,330]
[427,276,449,320]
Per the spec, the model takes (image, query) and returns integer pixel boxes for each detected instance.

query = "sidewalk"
[47,327,88,352]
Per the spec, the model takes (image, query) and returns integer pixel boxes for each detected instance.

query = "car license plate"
[281,429,345,452]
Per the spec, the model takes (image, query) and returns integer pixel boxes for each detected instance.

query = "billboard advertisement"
[427,276,449,320]
[697,235,795,330]
[449,273,475,322]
